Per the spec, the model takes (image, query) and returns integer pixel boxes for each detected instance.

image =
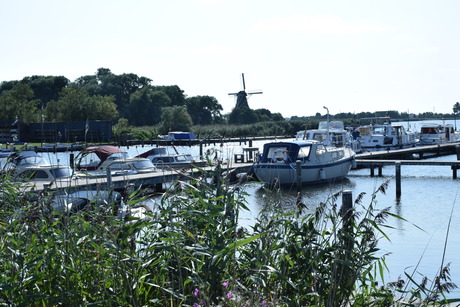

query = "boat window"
[297,147,311,159]
[316,144,327,156]
[359,127,370,135]
[176,155,193,162]
[19,170,49,179]
[268,147,288,162]
[313,133,326,142]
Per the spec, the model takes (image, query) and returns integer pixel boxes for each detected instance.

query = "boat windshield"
[133,160,155,170]
[17,156,48,166]
[107,152,129,160]
[50,167,73,178]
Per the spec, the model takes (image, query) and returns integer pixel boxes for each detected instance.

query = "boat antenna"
[323,106,330,145]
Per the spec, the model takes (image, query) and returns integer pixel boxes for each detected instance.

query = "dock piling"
[296,160,302,192]
[395,161,401,197]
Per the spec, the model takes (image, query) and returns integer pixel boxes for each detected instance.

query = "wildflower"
[193,303,200,307]
[226,292,233,299]
[193,288,199,297]
[222,281,229,287]
[261,299,267,306]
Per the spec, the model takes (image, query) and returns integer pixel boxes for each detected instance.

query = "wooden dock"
[356,142,460,160]
[24,162,255,193]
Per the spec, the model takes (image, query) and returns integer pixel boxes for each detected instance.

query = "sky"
[1,0,460,118]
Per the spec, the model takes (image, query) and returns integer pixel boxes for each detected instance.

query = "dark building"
[0,120,112,143]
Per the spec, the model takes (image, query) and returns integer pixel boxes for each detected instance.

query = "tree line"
[0,68,283,133]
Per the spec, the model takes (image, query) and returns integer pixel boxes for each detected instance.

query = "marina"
[2,126,460,300]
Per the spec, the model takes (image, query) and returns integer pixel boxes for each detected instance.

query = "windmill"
[228,73,263,109]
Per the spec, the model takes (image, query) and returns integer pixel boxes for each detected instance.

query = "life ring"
[272,149,288,163]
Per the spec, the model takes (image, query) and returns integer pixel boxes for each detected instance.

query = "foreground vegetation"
[0,169,458,306]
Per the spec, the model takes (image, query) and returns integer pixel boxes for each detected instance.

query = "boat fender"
[319,168,326,180]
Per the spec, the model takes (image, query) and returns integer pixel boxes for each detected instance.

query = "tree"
[152,85,186,107]
[186,95,223,125]
[96,68,152,117]
[228,107,259,124]
[0,83,40,122]
[127,88,171,126]
[160,106,193,133]
[45,86,118,121]
[453,102,460,116]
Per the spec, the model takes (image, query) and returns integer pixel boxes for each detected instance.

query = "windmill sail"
[228,73,262,109]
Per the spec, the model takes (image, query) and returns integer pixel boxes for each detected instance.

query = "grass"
[0,168,458,306]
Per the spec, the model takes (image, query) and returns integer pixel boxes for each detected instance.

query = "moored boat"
[75,145,156,177]
[136,147,207,170]
[418,123,460,145]
[296,120,361,152]
[356,117,418,151]
[1,150,74,181]
[252,140,356,186]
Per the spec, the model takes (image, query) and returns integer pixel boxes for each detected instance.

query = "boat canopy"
[259,141,314,163]
[81,145,127,161]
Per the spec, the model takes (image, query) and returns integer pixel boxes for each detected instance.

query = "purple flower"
[193,288,199,297]
[193,303,200,307]
[261,299,267,306]
[222,281,229,287]
[226,292,233,299]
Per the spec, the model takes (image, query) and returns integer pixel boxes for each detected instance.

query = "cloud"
[253,14,391,35]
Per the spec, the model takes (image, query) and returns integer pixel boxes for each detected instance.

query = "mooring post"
[199,142,203,160]
[370,167,375,177]
[378,166,383,177]
[340,190,354,254]
[456,145,460,160]
[395,161,401,197]
[452,165,457,179]
[296,160,302,192]
[106,167,113,192]
[69,153,74,169]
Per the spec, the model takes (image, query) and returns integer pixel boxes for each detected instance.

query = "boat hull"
[253,157,354,186]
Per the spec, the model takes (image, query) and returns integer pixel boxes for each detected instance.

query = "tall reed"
[0,170,458,306]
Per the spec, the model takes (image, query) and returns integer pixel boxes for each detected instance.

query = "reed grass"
[0,169,458,306]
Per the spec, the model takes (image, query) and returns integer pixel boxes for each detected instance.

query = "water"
[38,119,460,298]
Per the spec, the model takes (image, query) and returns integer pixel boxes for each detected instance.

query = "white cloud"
[253,14,391,35]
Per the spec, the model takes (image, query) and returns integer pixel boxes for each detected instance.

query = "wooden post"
[456,145,460,160]
[296,160,302,192]
[395,161,401,197]
[452,165,458,179]
[340,190,354,253]
[378,166,382,177]
[69,153,74,169]
[199,142,203,160]
[341,190,353,229]
[106,167,113,191]
[370,167,375,177]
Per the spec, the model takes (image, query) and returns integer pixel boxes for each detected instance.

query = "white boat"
[295,121,361,152]
[1,150,74,181]
[75,145,156,177]
[252,140,356,186]
[136,147,207,170]
[357,118,418,151]
[51,189,150,219]
[418,123,460,145]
